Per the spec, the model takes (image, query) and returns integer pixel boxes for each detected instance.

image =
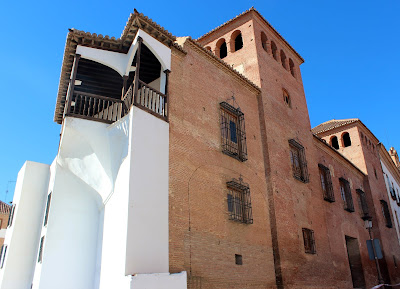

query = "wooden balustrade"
[65,80,168,124]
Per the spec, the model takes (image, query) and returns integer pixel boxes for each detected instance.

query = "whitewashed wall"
[0,161,50,289]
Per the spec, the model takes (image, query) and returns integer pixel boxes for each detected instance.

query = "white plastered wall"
[381,160,400,246]
[0,161,50,289]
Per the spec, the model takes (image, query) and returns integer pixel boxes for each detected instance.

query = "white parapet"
[131,272,187,289]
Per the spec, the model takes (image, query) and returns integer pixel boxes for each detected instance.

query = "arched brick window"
[283,89,291,107]
[271,41,278,60]
[261,32,268,53]
[331,136,339,150]
[342,132,352,147]
[216,38,227,59]
[230,30,243,52]
[280,50,287,69]
[289,58,295,77]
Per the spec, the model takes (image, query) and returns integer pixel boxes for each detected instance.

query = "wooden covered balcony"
[64,37,169,124]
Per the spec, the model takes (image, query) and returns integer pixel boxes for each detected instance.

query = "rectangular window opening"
[289,139,309,183]
[0,245,7,269]
[380,200,392,228]
[318,164,334,202]
[302,228,316,254]
[44,192,52,227]
[7,204,16,228]
[226,178,253,224]
[356,189,370,220]
[220,102,247,162]
[38,236,45,263]
[339,178,354,212]
[235,254,243,265]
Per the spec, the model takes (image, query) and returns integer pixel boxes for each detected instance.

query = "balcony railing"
[65,80,168,124]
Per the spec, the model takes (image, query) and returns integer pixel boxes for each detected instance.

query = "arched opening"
[75,58,123,99]
[216,38,227,59]
[261,32,268,52]
[342,132,352,147]
[280,50,287,69]
[289,58,295,77]
[331,136,339,150]
[230,30,243,52]
[283,89,291,107]
[271,41,278,60]
[205,46,212,51]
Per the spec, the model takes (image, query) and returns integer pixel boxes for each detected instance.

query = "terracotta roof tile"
[311,119,359,134]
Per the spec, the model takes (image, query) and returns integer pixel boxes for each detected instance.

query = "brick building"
[0,202,11,248]
[0,7,399,289]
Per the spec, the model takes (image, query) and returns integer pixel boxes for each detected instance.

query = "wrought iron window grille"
[220,101,247,162]
[356,189,370,220]
[226,177,253,224]
[339,178,354,212]
[318,164,335,202]
[289,139,309,183]
[380,200,393,228]
[302,228,316,254]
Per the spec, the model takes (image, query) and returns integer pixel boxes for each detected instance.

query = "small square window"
[235,254,243,265]
[302,228,316,254]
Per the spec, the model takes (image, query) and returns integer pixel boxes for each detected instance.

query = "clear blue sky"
[0,0,399,203]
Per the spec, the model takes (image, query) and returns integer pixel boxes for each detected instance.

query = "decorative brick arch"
[261,32,269,53]
[216,38,227,59]
[230,30,243,52]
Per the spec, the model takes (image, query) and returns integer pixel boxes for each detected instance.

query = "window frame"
[7,204,16,228]
[356,189,370,220]
[220,102,247,162]
[318,164,335,202]
[38,236,45,263]
[380,200,393,228]
[226,178,253,224]
[289,139,309,183]
[339,178,355,212]
[302,228,316,254]
[44,192,52,227]
[0,245,7,269]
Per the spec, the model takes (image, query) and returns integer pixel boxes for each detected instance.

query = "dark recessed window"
[331,136,339,150]
[235,254,243,265]
[289,139,309,183]
[44,192,52,227]
[280,50,287,69]
[283,89,291,107]
[380,200,392,228]
[220,102,247,162]
[339,178,354,212]
[356,189,370,220]
[261,32,268,52]
[271,41,278,60]
[0,245,7,269]
[342,132,352,147]
[302,228,316,254]
[318,164,334,202]
[226,178,253,224]
[289,58,296,77]
[234,33,243,51]
[38,236,45,263]
[7,204,16,228]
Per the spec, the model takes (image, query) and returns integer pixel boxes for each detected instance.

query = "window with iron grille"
[0,245,7,269]
[356,189,370,220]
[318,164,334,202]
[289,139,309,183]
[220,102,247,162]
[44,192,52,227]
[7,204,16,228]
[339,178,354,212]
[226,178,253,224]
[380,200,392,228]
[38,236,45,263]
[302,228,316,254]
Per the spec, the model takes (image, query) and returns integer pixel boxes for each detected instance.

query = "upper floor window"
[271,41,278,60]
[318,164,334,202]
[331,136,339,150]
[280,50,287,69]
[38,236,45,263]
[339,178,354,212]
[226,177,253,224]
[261,32,268,52]
[356,189,370,220]
[220,102,247,161]
[289,139,309,183]
[7,204,15,228]
[0,245,7,269]
[342,132,351,147]
[44,192,52,227]
[289,58,296,77]
[216,38,227,59]
[283,89,291,107]
[302,228,316,254]
[231,30,243,52]
[380,200,392,228]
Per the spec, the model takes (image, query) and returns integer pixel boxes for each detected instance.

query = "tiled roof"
[196,7,304,63]
[311,119,359,134]
[0,201,11,215]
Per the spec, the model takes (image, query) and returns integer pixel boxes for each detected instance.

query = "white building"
[379,144,400,246]
[0,10,186,289]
